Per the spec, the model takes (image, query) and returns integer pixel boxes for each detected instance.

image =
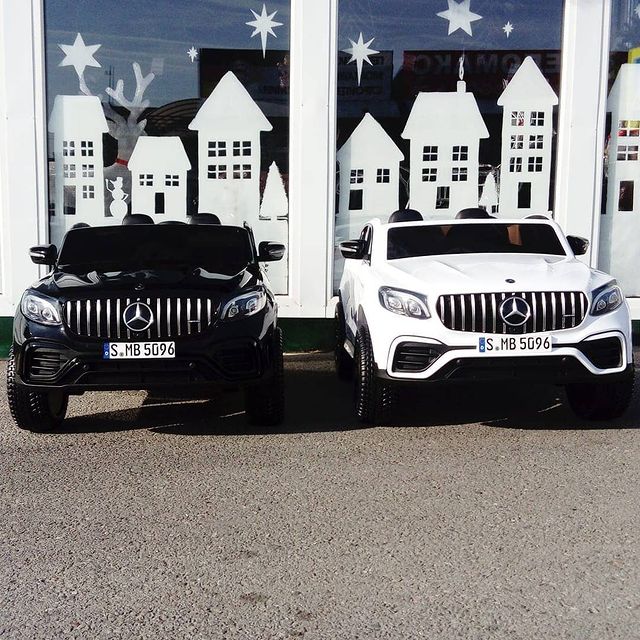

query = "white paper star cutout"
[58,33,101,78]
[187,46,198,62]
[503,22,514,38]
[246,4,283,58]
[343,33,380,86]
[437,0,483,37]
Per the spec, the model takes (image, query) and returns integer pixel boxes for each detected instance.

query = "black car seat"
[189,213,221,225]
[122,214,154,225]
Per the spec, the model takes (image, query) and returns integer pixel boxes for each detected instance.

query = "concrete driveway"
[1,353,639,639]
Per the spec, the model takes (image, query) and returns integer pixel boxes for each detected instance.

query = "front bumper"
[13,310,278,393]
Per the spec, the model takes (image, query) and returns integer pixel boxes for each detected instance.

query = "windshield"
[58,225,254,275]
[387,223,566,260]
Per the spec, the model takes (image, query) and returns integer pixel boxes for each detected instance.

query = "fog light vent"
[392,342,442,373]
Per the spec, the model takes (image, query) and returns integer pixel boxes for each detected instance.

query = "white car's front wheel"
[354,326,396,424]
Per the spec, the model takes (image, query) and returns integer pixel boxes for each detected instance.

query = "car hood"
[379,253,613,295]
[31,266,258,297]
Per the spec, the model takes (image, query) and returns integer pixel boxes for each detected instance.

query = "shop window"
[139,174,153,187]
[350,169,364,184]
[510,135,524,150]
[618,181,634,212]
[81,164,94,178]
[422,168,437,182]
[63,164,76,179]
[435,186,450,209]
[62,141,75,157]
[510,157,523,173]
[616,145,639,161]
[423,146,438,161]
[208,165,227,179]
[452,145,468,161]
[452,167,468,181]
[518,182,532,208]
[233,141,252,156]
[528,157,543,172]
[208,141,227,157]
[80,140,94,156]
[511,111,525,127]
[376,168,390,183]
[529,135,544,149]
[349,189,363,210]
[530,112,545,126]
[82,185,95,199]
[165,174,179,187]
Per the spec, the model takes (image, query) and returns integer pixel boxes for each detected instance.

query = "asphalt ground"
[1,353,639,639]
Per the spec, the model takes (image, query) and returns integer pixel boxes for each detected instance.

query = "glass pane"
[44,0,290,294]
[334,0,564,292]
[598,3,640,297]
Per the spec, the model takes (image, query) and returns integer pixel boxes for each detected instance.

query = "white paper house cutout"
[128,136,191,220]
[402,81,489,219]
[497,56,558,218]
[188,71,272,226]
[599,63,640,296]
[336,113,404,242]
[49,95,109,245]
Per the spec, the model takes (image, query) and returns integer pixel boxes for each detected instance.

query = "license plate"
[477,334,552,355]
[103,342,176,359]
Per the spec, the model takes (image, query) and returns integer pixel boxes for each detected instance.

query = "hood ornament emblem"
[123,302,154,332]
[134,283,145,291]
[499,296,531,327]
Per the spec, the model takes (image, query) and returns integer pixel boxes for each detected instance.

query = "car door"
[345,225,373,334]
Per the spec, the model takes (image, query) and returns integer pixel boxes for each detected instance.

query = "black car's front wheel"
[245,328,285,426]
[6,348,68,432]
[354,326,396,424]
[565,369,635,421]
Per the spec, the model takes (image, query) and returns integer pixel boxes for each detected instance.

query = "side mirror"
[29,244,57,266]
[566,235,589,256]
[258,241,286,262]
[339,240,363,260]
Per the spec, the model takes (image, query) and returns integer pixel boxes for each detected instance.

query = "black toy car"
[6,219,286,431]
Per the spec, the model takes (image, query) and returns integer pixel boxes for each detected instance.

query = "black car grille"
[63,296,219,339]
[392,342,442,373]
[436,291,589,334]
[26,348,70,382]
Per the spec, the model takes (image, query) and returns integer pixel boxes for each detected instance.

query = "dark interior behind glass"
[58,225,253,275]
[387,223,566,259]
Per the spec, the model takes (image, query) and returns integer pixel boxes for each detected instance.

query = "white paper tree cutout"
[58,33,101,95]
[497,56,558,218]
[479,171,499,214]
[128,137,191,220]
[599,63,640,296]
[437,0,482,37]
[401,77,489,218]
[343,33,380,87]
[246,4,283,58]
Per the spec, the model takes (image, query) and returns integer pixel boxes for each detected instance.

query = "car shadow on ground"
[56,353,640,435]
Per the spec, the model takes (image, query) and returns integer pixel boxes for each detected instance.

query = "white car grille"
[63,296,218,339]
[436,291,589,334]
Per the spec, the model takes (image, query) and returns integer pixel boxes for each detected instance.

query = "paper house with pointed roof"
[402,81,489,218]
[336,113,404,242]
[599,63,640,295]
[189,71,272,225]
[49,95,109,245]
[497,56,558,218]
[128,137,191,220]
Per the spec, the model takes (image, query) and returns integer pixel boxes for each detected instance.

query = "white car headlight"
[21,292,62,326]
[221,289,267,321]
[591,283,624,316]
[379,287,430,319]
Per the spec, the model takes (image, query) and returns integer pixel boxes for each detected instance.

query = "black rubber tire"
[6,347,68,432]
[565,367,635,421]
[354,326,396,424]
[334,302,354,381]
[245,328,285,426]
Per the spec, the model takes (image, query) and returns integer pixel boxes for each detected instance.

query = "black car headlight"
[21,292,62,326]
[221,289,267,321]
[591,282,624,316]
[379,287,430,319]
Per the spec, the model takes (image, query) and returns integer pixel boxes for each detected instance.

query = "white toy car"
[335,209,635,424]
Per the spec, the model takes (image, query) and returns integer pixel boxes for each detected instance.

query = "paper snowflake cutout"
[503,22,514,38]
[58,33,101,78]
[343,33,380,86]
[187,46,198,62]
[246,4,283,58]
[436,0,483,37]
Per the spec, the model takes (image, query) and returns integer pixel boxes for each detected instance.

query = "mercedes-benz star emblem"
[499,296,531,327]
[123,302,154,332]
